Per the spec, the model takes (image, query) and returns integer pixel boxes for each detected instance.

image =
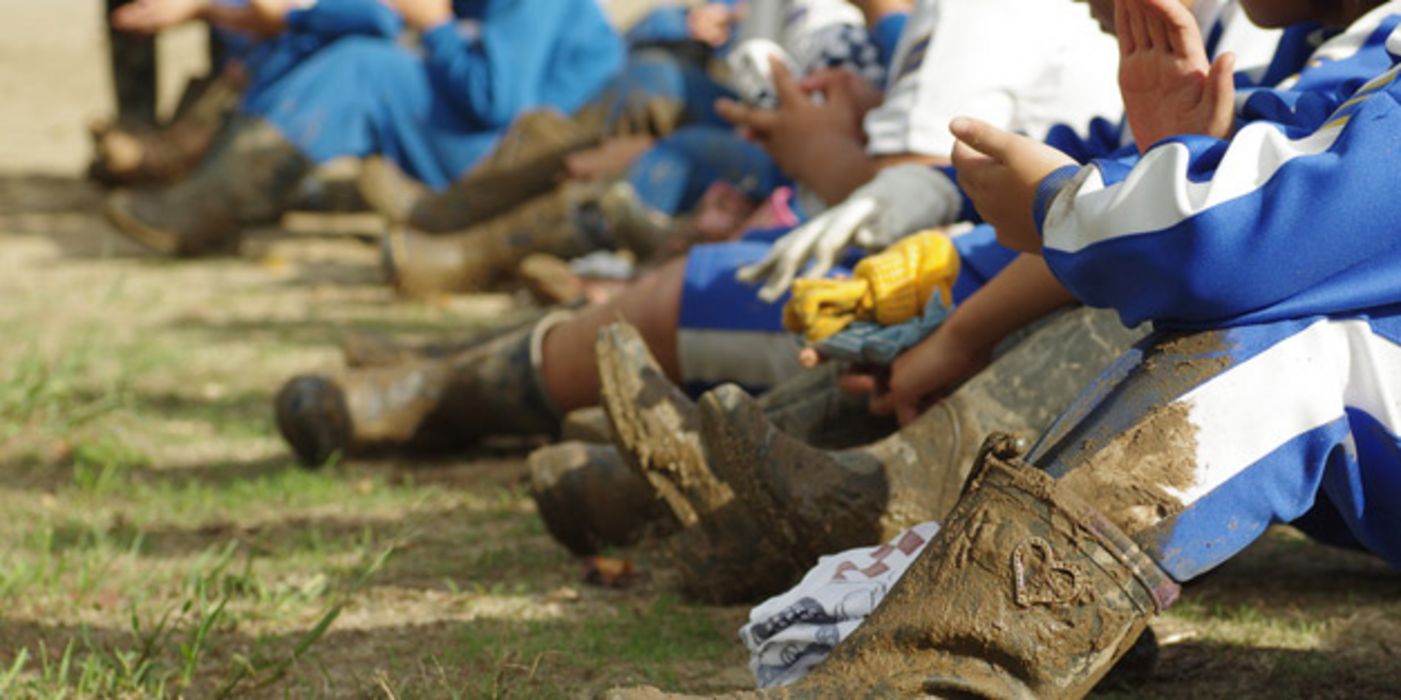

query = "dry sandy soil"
[0,2,1397,699]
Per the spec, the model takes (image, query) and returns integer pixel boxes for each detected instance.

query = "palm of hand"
[1116,0,1235,153]
[1121,51,1205,141]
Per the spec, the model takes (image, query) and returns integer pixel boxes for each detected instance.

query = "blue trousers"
[1030,312,1401,581]
[243,36,500,189]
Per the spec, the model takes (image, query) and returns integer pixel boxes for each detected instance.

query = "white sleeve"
[863,0,1120,157]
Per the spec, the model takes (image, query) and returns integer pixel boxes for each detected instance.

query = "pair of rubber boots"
[604,435,1180,700]
[536,308,1143,606]
[106,113,313,257]
[91,69,244,186]
[361,95,683,297]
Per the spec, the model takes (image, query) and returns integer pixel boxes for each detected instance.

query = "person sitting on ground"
[600,0,1401,696]
[517,0,1279,605]
[366,0,895,298]
[104,0,625,257]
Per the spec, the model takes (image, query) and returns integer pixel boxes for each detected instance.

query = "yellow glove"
[782,230,959,343]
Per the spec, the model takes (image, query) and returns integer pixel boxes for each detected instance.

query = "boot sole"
[596,323,728,527]
[274,375,353,468]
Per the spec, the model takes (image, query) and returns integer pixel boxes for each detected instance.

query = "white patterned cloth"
[739,522,941,688]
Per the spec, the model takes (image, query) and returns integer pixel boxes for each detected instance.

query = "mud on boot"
[105,116,311,257]
[604,436,1177,699]
[360,109,602,233]
[276,314,568,467]
[382,181,611,297]
[701,383,1003,573]
[596,322,809,604]
[699,307,1145,572]
[89,70,243,186]
[787,435,1176,699]
[528,441,679,555]
[595,322,730,528]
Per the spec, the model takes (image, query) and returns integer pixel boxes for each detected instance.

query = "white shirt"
[864,0,1122,157]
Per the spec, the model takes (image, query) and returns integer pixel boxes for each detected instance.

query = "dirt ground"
[0,2,1399,699]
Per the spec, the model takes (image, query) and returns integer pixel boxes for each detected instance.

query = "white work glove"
[737,163,962,302]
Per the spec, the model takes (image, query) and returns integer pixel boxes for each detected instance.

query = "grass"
[0,179,1396,698]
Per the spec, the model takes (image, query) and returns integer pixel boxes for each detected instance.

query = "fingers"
[894,400,921,427]
[799,67,846,93]
[799,200,874,280]
[715,98,779,135]
[1127,0,1152,51]
[1141,0,1169,53]
[1206,51,1238,139]
[1144,0,1203,58]
[769,56,807,108]
[735,245,784,283]
[837,371,878,397]
[949,117,1018,162]
[1114,0,1135,54]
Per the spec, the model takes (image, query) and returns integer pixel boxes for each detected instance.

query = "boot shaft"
[805,436,1177,699]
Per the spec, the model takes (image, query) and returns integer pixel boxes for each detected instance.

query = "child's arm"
[841,254,1073,424]
[1040,71,1401,328]
[407,0,622,127]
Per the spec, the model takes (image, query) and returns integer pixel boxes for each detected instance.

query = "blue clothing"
[1025,17,1401,581]
[628,125,787,216]
[1030,315,1401,581]
[242,0,624,189]
[592,50,736,133]
[676,231,994,390]
[870,12,910,70]
[1036,17,1401,330]
[949,224,1018,301]
[678,242,808,394]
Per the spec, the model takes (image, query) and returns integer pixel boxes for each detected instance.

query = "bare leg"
[540,256,686,412]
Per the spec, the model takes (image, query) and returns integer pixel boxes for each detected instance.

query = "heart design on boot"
[1012,537,1084,608]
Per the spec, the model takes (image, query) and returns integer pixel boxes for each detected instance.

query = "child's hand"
[1116,0,1236,153]
[950,118,1074,254]
[837,322,993,426]
[111,0,210,34]
[716,57,866,185]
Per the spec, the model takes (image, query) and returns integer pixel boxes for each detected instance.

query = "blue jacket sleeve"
[284,0,402,39]
[871,12,909,70]
[1037,64,1401,329]
[419,0,623,127]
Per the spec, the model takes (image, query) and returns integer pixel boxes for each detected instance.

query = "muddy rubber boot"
[359,110,603,233]
[275,313,569,467]
[561,406,614,444]
[338,311,551,368]
[382,181,614,297]
[105,116,312,257]
[700,306,1143,569]
[596,323,730,528]
[794,436,1178,699]
[596,323,813,603]
[90,70,243,186]
[603,436,1179,699]
[528,440,680,555]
